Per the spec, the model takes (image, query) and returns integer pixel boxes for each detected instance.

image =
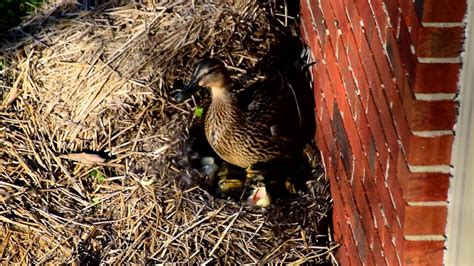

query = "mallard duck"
[175,57,311,207]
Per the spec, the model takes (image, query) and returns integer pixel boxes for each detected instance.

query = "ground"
[0,0,336,263]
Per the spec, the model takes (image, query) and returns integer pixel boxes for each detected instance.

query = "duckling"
[175,58,311,206]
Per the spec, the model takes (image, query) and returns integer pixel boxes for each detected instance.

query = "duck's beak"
[174,78,199,102]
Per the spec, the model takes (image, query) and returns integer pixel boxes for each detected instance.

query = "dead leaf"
[60,152,106,164]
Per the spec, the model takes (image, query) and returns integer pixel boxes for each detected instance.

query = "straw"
[0,0,335,263]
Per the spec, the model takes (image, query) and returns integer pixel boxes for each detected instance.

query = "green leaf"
[97,174,105,182]
[92,197,102,206]
[194,107,204,118]
[89,169,105,182]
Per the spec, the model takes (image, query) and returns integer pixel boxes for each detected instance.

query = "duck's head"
[175,58,231,102]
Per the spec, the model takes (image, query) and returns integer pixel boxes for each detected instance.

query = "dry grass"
[0,0,336,263]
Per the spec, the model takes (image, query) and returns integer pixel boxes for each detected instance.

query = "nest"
[0,0,336,263]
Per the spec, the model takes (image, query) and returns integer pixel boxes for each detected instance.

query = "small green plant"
[91,197,102,206]
[89,169,106,182]
[194,106,204,118]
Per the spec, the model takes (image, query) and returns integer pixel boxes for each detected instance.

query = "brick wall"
[300,0,466,264]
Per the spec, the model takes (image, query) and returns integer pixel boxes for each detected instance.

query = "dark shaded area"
[0,0,44,34]
[414,0,424,20]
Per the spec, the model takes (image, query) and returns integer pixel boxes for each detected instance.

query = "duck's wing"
[238,73,301,140]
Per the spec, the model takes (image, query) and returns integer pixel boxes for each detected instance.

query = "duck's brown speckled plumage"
[184,59,303,169]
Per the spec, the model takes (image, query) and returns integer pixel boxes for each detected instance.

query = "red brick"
[416,27,464,58]
[324,43,345,100]
[366,96,389,170]
[368,0,389,42]
[332,213,342,243]
[354,0,376,38]
[317,144,336,186]
[397,20,416,81]
[403,240,445,265]
[333,37,374,160]
[407,134,454,165]
[407,173,449,202]
[328,0,352,36]
[334,40,358,112]
[379,223,398,265]
[336,161,358,221]
[418,0,467,22]
[325,47,365,169]
[315,127,324,151]
[398,72,414,108]
[407,174,449,202]
[329,174,346,263]
[335,239,351,266]
[332,213,343,242]
[396,150,410,194]
[405,97,456,131]
[337,159,378,264]
[344,226,363,266]
[330,183,345,242]
[307,0,328,48]
[359,35,400,161]
[302,1,455,265]
[391,104,410,155]
[363,171,387,239]
[332,221,344,246]
[404,206,447,235]
[371,233,387,265]
[352,213,376,264]
[353,173,378,247]
[385,31,408,89]
[300,3,320,51]
[343,0,364,41]
[330,165,344,217]
[318,101,338,172]
[315,58,336,119]
[318,0,339,49]
[313,76,324,120]
[413,63,461,93]
[389,217,405,262]
[339,101,365,168]
[401,77,456,131]
[335,201,362,266]
[385,157,406,223]
[345,32,371,109]
[398,0,421,42]
[359,35,382,90]
[380,225,400,265]
[332,105,355,178]
[375,161,398,232]
[396,151,449,202]
[325,68,373,183]
[368,28,411,152]
[354,99,373,161]
[366,249,377,266]
[368,28,397,96]
[378,220,391,250]
[382,0,401,33]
